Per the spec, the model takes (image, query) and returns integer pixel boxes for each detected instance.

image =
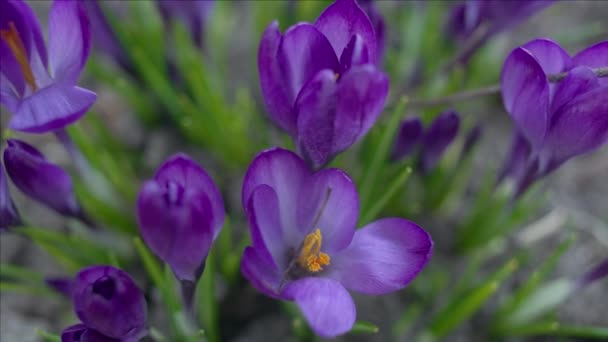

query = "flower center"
[297,228,330,272]
[163,181,185,206]
[1,21,38,91]
[92,276,116,300]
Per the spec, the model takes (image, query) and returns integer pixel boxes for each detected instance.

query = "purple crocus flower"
[241,148,432,337]
[157,0,214,48]
[259,0,389,169]
[62,265,147,342]
[499,39,608,195]
[136,153,225,282]
[3,139,84,220]
[0,163,21,230]
[0,0,96,133]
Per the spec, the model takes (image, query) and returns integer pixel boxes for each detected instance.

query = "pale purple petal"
[281,277,356,338]
[315,0,376,64]
[241,246,282,299]
[390,117,424,161]
[8,83,96,133]
[549,66,599,116]
[242,148,310,244]
[258,21,297,135]
[48,0,91,83]
[501,47,549,149]
[522,38,572,75]
[297,168,358,253]
[327,218,432,295]
[572,41,608,86]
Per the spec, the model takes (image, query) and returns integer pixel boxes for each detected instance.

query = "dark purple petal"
[0,164,21,230]
[315,0,376,64]
[541,84,608,169]
[521,38,572,75]
[7,83,96,133]
[157,0,214,47]
[460,122,483,160]
[572,41,608,86]
[47,0,91,83]
[482,1,555,36]
[242,148,310,237]
[497,131,537,191]
[297,168,358,253]
[137,154,224,281]
[246,185,288,270]
[72,266,147,340]
[240,246,282,299]
[278,23,341,109]
[61,324,88,342]
[3,139,81,218]
[418,111,460,173]
[327,218,432,295]
[281,277,356,338]
[390,116,424,161]
[339,34,369,70]
[577,258,608,289]
[501,46,549,149]
[258,21,297,135]
[46,277,73,298]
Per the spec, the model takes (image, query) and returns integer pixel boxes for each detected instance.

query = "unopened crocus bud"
[0,164,21,230]
[3,139,83,219]
[136,153,225,282]
[157,0,215,48]
[418,111,460,173]
[70,265,147,341]
[390,117,424,161]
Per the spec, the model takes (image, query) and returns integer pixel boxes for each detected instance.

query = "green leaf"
[36,329,61,342]
[505,322,608,339]
[351,321,379,334]
[198,251,219,342]
[0,263,44,282]
[0,281,59,298]
[361,165,412,224]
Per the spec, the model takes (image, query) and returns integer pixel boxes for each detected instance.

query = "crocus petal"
[80,329,120,342]
[339,34,369,70]
[333,65,389,152]
[294,69,338,168]
[258,21,297,135]
[521,38,571,75]
[240,246,282,299]
[281,277,356,338]
[327,218,432,295]
[61,324,88,342]
[3,139,80,217]
[278,23,340,111]
[48,0,91,83]
[572,41,608,86]
[418,111,460,173]
[497,131,534,185]
[8,83,96,133]
[297,168,358,253]
[315,0,376,64]
[0,164,21,230]
[246,185,288,269]
[501,47,549,149]
[542,85,608,168]
[242,148,310,241]
[45,277,73,298]
[390,117,424,161]
[549,66,599,116]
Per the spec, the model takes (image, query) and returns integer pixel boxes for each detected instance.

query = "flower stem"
[409,66,608,108]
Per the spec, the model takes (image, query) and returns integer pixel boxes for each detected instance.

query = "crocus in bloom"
[499,39,608,195]
[62,265,147,342]
[445,0,554,64]
[390,111,461,173]
[259,0,389,168]
[137,153,225,282]
[3,139,84,220]
[157,0,214,48]
[0,163,21,230]
[1,0,96,133]
[241,148,432,337]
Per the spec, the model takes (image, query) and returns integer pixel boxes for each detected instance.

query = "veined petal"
[501,47,549,149]
[295,69,338,169]
[334,65,388,152]
[281,277,356,338]
[521,38,571,75]
[242,148,310,245]
[8,83,96,133]
[48,0,91,83]
[241,246,282,299]
[314,0,376,64]
[550,66,599,116]
[542,85,608,168]
[278,23,340,111]
[297,168,358,253]
[258,21,296,135]
[573,41,608,86]
[327,218,432,295]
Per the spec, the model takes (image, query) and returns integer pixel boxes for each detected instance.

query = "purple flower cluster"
[499,39,608,195]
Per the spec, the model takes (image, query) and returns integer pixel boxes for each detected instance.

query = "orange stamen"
[1,21,37,91]
[297,229,331,272]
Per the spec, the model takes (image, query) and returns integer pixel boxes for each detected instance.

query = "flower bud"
[390,116,424,161]
[136,153,225,281]
[418,111,460,173]
[0,164,21,230]
[72,266,147,340]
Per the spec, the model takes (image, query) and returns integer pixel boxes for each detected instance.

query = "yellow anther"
[334,73,340,80]
[298,229,331,272]
[1,22,37,91]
